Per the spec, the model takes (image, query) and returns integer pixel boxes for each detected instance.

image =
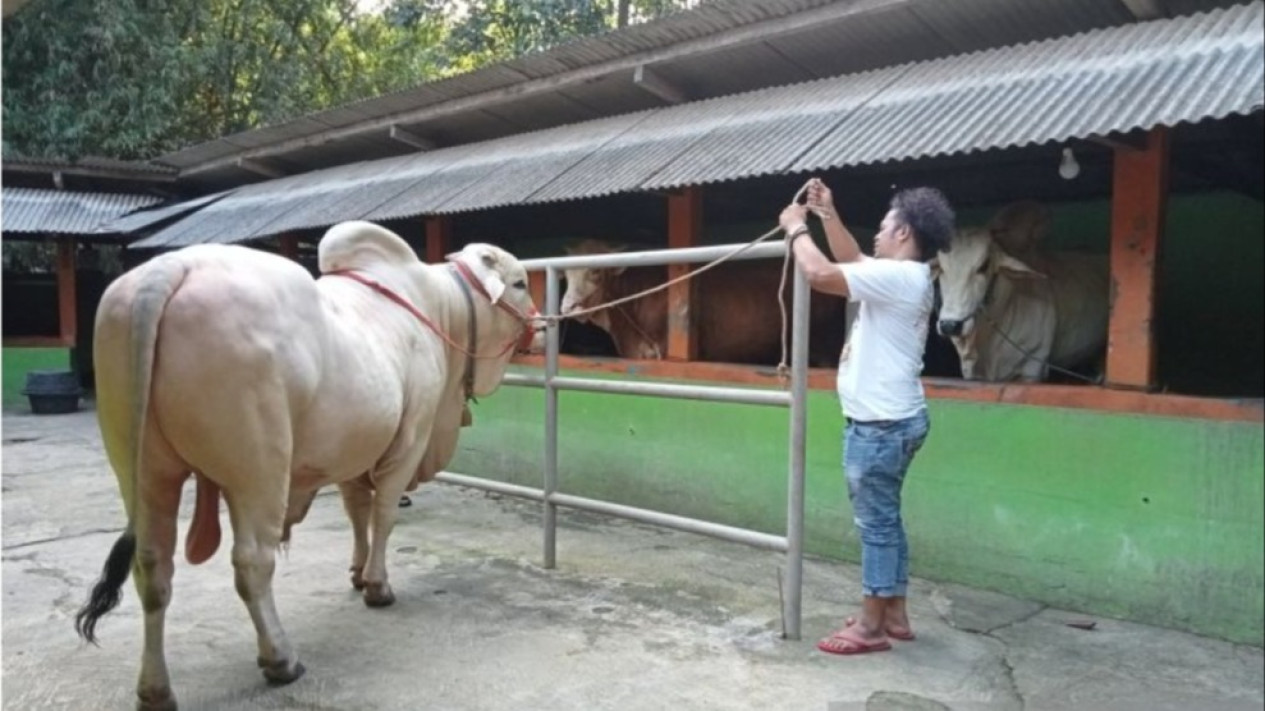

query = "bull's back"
[1042,253,1110,364]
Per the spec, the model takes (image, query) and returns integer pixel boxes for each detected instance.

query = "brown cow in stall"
[559,239,847,367]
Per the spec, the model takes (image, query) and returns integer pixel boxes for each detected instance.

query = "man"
[779,179,955,655]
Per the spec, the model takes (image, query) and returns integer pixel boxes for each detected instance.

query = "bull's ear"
[928,258,941,279]
[483,273,506,304]
[998,254,1045,279]
[476,248,506,303]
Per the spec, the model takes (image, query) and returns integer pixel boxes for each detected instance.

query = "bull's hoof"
[136,687,178,711]
[258,656,306,685]
[363,582,395,608]
[350,566,366,591]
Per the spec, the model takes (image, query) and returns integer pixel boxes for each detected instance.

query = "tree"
[2,0,447,160]
[386,0,694,72]
[1,0,695,161]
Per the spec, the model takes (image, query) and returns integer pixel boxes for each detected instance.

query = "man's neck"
[886,244,923,262]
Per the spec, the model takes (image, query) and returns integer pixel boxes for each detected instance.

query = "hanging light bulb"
[1058,147,1081,180]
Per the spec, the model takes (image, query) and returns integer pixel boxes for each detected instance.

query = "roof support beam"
[390,124,435,151]
[1106,126,1168,391]
[425,216,451,264]
[3,161,178,183]
[1085,131,1148,152]
[57,237,78,348]
[182,0,914,176]
[666,186,701,361]
[235,157,286,179]
[633,65,688,104]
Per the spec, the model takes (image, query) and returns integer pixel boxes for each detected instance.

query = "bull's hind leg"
[132,466,187,711]
[338,475,373,591]
[222,480,304,685]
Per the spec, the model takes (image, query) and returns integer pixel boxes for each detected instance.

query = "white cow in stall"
[934,224,1109,382]
[75,221,542,711]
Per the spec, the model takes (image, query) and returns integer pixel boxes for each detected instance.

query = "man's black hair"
[890,187,955,261]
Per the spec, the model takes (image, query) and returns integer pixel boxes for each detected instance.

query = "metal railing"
[435,240,810,640]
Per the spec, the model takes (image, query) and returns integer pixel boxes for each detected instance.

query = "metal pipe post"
[544,266,561,569]
[784,264,810,640]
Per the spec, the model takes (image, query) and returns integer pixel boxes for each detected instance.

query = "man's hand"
[807,178,836,221]
[780,203,809,235]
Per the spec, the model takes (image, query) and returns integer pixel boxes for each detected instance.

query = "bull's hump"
[318,221,418,274]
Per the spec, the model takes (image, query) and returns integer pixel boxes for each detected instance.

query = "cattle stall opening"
[362,114,1260,423]
[260,131,1262,429]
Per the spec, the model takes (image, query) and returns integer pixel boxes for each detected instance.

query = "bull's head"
[447,243,545,393]
[932,227,1043,339]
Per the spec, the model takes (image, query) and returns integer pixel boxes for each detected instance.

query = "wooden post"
[1107,126,1169,390]
[425,216,452,264]
[279,234,299,260]
[667,187,701,361]
[529,271,547,313]
[56,237,77,347]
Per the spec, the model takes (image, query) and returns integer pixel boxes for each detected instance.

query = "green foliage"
[2,0,447,159]
[1,0,693,161]
[443,0,613,68]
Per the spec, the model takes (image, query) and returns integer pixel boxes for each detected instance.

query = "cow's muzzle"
[937,318,972,338]
[560,302,591,324]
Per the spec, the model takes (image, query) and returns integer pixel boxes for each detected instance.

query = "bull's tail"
[74,530,136,644]
[75,256,189,645]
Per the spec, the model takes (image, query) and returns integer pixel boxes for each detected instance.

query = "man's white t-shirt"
[835,258,934,422]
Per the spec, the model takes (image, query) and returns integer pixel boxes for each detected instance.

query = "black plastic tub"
[21,370,82,415]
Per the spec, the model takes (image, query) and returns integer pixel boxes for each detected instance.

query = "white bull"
[75,221,541,711]
[934,227,1109,382]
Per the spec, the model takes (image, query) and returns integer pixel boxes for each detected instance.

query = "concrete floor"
[2,408,1262,711]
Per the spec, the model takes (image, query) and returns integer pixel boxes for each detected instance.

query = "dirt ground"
[2,408,1262,711]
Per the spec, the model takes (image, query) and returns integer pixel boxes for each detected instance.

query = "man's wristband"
[787,225,811,243]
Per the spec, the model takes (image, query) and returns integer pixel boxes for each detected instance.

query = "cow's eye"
[976,262,988,275]
[513,280,527,289]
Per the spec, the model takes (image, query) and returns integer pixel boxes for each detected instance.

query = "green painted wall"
[451,370,1265,646]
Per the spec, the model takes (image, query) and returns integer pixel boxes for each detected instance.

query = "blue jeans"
[843,408,930,598]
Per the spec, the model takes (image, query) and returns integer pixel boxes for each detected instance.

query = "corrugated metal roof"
[101,191,230,235]
[132,2,1265,248]
[2,188,163,236]
[787,3,1265,172]
[160,0,1243,186]
[2,155,178,176]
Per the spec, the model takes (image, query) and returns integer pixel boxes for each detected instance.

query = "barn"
[12,0,1263,645]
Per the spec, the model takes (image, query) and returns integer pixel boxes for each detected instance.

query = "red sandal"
[817,627,892,655]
